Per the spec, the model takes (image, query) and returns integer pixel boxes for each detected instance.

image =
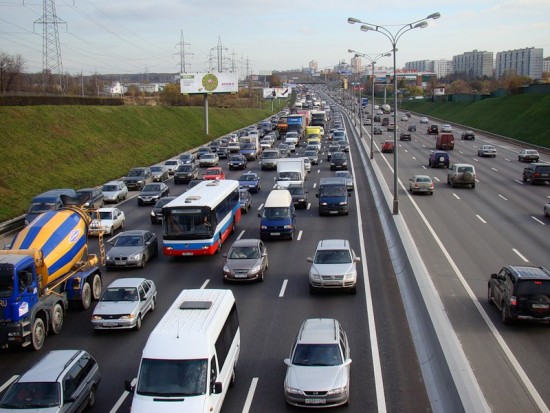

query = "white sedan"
[89,207,125,236]
[419,116,429,124]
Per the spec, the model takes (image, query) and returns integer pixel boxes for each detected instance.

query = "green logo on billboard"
[202,74,219,91]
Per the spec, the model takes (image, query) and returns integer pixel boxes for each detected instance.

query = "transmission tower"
[34,0,66,92]
[176,31,193,73]
[211,36,228,72]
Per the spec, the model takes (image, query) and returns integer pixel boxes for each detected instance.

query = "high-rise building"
[309,60,318,73]
[544,57,550,74]
[405,60,432,72]
[433,60,453,79]
[452,50,493,78]
[495,47,543,79]
[351,56,362,73]
[405,59,453,79]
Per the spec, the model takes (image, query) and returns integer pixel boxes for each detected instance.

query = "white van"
[127,289,240,413]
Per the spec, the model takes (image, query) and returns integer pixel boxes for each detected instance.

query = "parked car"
[198,153,219,167]
[287,183,308,209]
[150,196,176,224]
[478,145,497,157]
[178,153,195,164]
[461,130,475,140]
[76,187,104,210]
[137,182,170,206]
[174,163,199,184]
[222,238,268,282]
[334,171,354,190]
[308,239,360,294]
[428,150,450,168]
[105,230,158,270]
[228,154,247,170]
[283,318,351,408]
[381,140,395,153]
[0,350,101,412]
[239,188,252,213]
[150,165,169,182]
[91,278,157,330]
[102,180,128,204]
[408,124,417,132]
[488,265,550,324]
[89,207,125,236]
[447,163,476,188]
[163,159,181,174]
[399,131,411,141]
[523,163,550,185]
[518,149,540,162]
[238,172,261,193]
[330,152,348,170]
[409,175,434,195]
[123,167,153,191]
[203,166,225,180]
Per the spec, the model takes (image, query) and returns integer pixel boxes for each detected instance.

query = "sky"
[1,0,549,77]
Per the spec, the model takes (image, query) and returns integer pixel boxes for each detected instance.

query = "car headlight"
[137,180,144,184]
[327,386,348,396]
[260,225,267,229]
[285,386,304,396]
[120,314,135,320]
[91,315,103,321]
[344,271,356,279]
[250,264,262,274]
[151,211,155,216]
[130,253,142,260]
[320,202,328,206]
[106,255,112,260]
[283,224,293,229]
[339,201,348,206]
[223,265,230,273]
[309,270,320,280]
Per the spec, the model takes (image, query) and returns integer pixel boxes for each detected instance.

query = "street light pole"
[348,13,441,214]
[348,49,391,159]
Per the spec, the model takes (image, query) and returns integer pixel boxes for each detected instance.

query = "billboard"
[180,72,238,94]
[262,87,292,99]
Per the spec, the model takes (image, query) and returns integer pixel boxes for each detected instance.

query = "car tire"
[501,305,511,325]
[140,256,147,269]
[150,297,156,312]
[88,386,97,408]
[134,314,142,331]
[350,286,357,295]
[487,285,494,305]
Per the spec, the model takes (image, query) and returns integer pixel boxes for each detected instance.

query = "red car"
[381,140,395,153]
[203,166,225,180]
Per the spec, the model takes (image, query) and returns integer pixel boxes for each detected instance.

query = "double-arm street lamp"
[348,49,391,160]
[348,13,441,214]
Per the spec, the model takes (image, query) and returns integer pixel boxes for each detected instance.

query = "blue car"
[238,172,261,193]
[229,154,247,170]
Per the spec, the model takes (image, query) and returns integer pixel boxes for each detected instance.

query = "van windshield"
[262,207,290,219]
[278,172,300,181]
[136,359,208,397]
[28,203,56,214]
[320,186,346,197]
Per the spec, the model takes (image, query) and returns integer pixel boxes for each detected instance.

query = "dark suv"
[76,187,104,210]
[522,163,550,185]
[427,124,439,135]
[174,163,199,184]
[428,150,450,168]
[123,167,153,191]
[488,266,550,324]
[0,349,101,412]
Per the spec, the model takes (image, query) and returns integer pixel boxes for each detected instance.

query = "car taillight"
[510,296,517,306]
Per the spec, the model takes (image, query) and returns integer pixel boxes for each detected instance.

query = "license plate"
[541,174,548,177]
[532,304,549,309]
[234,273,248,278]
[115,261,126,266]
[305,399,326,405]
[329,211,338,214]
[325,281,341,286]
[271,232,280,236]
[181,252,193,256]
[103,323,117,327]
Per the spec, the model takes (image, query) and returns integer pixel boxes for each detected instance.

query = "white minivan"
[126,289,240,413]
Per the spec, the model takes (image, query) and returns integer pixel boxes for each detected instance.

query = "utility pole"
[34,0,66,93]
[212,36,228,72]
[176,31,193,73]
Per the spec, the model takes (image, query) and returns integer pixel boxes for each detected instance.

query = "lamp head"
[427,12,441,20]
[415,21,429,29]
[347,17,361,24]
[347,49,356,54]
[360,25,374,32]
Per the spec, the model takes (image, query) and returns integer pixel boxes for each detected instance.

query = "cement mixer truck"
[0,206,103,350]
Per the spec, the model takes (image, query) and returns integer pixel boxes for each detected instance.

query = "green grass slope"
[400,94,550,146]
[0,105,280,221]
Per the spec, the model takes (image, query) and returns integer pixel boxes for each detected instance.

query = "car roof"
[106,277,149,289]
[119,230,149,236]
[297,319,340,344]
[507,266,550,280]
[19,350,82,382]
[98,207,118,213]
[230,238,261,248]
[315,239,350,250]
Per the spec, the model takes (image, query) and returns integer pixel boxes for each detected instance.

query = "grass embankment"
[399,94,550,147]
[0,103,284,221]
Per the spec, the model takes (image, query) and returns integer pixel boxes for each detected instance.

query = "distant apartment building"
[350,56,362,73]
[309,60,318,73]
[495,47,543,79]
[405,59,453,78]
[544,57,550,74]
[453,50,493,78]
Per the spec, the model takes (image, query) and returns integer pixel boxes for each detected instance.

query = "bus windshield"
[163,208,215,239]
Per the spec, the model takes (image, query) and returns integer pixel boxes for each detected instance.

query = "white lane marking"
[109,378,137,413]
[317,169,320,174]
[307,202,311,210]
[532,216,546,226]
[279,279,288,297]
[200,280,210,289]
[491,167,498,172]
[258,203,264,210]
[237,230,245,240]
[514,180,524,185]
[241,377,259,413]
[422,165,427,170]
[411,156,416,160]
[297,230,303,240]
[313,183,317,189]
[473,158,479,162]
[475,178,480,182]
[513,249,529,263]
[351,127,387,413]
[498,194,508,201]
[476,215,487,224]
[433,176,441,182]
[453,193,461,200]
[0,376,18,392]
[459,150,464,154]
[504,158,511,162]
[272,183,277,189]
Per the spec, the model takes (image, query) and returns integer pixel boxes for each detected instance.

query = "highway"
[350,100,550,413]
[0,113,432,412]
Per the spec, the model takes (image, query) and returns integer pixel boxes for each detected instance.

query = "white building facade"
[495,47,543,79]
[452,50,493,78]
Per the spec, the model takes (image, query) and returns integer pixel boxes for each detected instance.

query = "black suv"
[76,187,104,210]
[522,162,550,185]
[174,163,199,184]
[428,150,450,168]
[427,124,439,135]
[488,265,550,324]
[123,167,153,191]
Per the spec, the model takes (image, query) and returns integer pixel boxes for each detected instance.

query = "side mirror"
[490,273,498,279]
[212,382,223,394]
[306,257,313,262]
[315,194,319,198]
[258,213,261,218]
[354,257,361,262]
[284,358,292,366]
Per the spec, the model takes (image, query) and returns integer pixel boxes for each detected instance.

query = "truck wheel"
[91,274,102,301]
[51,303,64,335]
[80,282,92,310]
[31,317,46,351]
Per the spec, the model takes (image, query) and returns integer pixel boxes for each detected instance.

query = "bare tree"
[0,51,25,93]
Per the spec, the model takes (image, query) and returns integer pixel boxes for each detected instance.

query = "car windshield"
[114,235,143,247]
[228,246,260,259]
[136,358,208,397]
[305,151,316,157]
[142,184,160,192]
[262,207,289,219]
[28,203,55,214]
[98,211,113,220]
[332,154,345,160]
[457,166,473,173]
[314,249,352,264]
[150,166,163,172]
[335,172,351,179]
[127,170,144,177]
[291,344,343,366]
[102,185,118,192]
[230,156,243,162]
[0,382,60,408]
[155,198,173,208]
[287,187,304,195]
[206,169,220,175]
[278,171,300,180]
[165,161,178,166]
[180,154,193,161]
[415,177,432,183]
[202,154,215,159]
[240,174,256,181]
[101,287,138,302]
[178,165,193,172]
[263,152,277,158]
[241,143,255,150]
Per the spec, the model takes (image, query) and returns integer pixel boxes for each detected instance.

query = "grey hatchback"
[223,238,268,282]
[0,349,101,413]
